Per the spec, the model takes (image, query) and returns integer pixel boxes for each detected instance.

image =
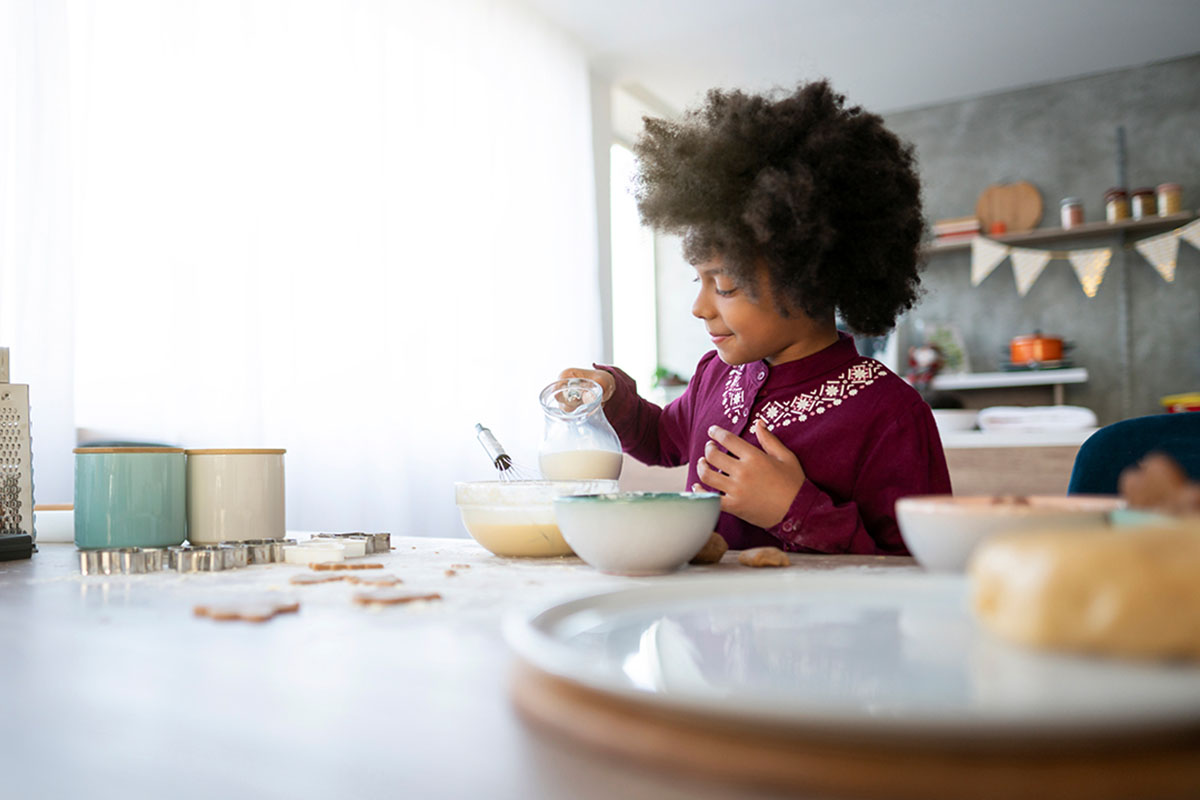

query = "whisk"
[474,423,536,482]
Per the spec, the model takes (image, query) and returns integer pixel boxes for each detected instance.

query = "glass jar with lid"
[1157,183,1182,216]
[1131,188,1157,219]
[1060,197,1084,229]
[1104,188,1130,223]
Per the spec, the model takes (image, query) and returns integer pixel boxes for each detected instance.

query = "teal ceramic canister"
[73,447,187,549]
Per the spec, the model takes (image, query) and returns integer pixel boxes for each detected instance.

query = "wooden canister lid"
[183,448,287,455]
[73,447,186,454]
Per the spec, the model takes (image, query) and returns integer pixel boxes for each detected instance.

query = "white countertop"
[0,537,918,800]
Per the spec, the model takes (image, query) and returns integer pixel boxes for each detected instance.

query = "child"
[561,80,951,555]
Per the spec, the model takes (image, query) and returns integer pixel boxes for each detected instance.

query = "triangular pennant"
[1066,247,1111,298]
[1135,231,1181,282]
[1178,218,1200,252]
[970,236,1010,286]
[1009,247,1052,296]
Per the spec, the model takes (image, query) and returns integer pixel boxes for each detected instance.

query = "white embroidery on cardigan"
[754,360,886,432]
[721,364,748,424]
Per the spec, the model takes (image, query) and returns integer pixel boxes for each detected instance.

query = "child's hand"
[557,368,616,404]
[693,422,805,529]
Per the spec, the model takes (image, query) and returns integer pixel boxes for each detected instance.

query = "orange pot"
[1010,333,1063,365]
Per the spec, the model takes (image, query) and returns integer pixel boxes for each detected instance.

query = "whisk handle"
[475,424,514,471]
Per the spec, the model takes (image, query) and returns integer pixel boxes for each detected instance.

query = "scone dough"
[971,524,1200,661]
[737,546,790,568]
[690,532,729,564]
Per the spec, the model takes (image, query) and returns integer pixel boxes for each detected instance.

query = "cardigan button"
[756,371,765,380]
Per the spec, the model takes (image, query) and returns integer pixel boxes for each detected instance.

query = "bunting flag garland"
[1180,218,1200,251]
[965,214,1199,298]
[1135,230,1181,283]
[970,236,1011,286]
[1067,248,1112,298]
[1009,247,1053,297]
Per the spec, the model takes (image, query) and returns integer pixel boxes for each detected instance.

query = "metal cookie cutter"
[141,547,167,571]
[240,539,279,565]
[168,545,229,573]
[219,542,250,569]
[270,539,297,562]
[367,532,391,552]
[79,547,148,575]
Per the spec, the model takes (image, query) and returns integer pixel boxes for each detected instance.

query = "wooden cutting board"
[976,181,1043,233]
[511,661,1200,800]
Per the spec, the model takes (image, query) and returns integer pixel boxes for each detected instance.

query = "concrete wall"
[649,55,1200,425]
[882,55,1200,424]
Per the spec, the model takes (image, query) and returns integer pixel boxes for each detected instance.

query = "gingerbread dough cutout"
[690,532,728,564]
[737,547,790,567]
[194,599,300,622]
[353,591,442,606]
[344,573,403,587]
[290,573,346,585]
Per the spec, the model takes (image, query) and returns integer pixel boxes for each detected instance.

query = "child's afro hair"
[633,80,925,336]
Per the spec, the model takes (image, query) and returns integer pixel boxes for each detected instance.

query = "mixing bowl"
[455,480,617,557]
[553,492,721,576]
[895,494,1123,572]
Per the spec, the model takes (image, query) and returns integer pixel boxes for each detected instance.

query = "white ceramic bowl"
[553,492,721,576]
[895,494,1123,572]
[455,480,618,557]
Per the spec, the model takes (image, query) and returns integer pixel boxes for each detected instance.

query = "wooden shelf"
[924,211,1195,254]
[931,368,1088,391]
[931,367,1087,404]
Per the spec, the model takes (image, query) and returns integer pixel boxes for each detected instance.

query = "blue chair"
[1067,413,1200,495]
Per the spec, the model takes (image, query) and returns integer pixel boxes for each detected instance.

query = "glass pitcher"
[538,378,623,481]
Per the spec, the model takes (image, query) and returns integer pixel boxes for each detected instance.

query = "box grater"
[0,357,35,559]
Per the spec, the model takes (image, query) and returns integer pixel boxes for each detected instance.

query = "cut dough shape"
[353,591,442,606]
[690,532,728,564]
[737,546,790,567]
[289,573,346,585]
[1119,453,1200,515]
[194,599,300,622]
[310,562,384,571]
[971,523,1200,661]
[343,572,402,587]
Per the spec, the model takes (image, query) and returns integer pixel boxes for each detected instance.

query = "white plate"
[505,573,1200,743]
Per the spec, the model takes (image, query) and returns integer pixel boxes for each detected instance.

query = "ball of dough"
[690,532,728,564]
[970,523,1200,661]
[737,546,790,568]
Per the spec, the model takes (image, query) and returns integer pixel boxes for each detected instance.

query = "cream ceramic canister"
[185,449,286,544]
[74,447,187,549]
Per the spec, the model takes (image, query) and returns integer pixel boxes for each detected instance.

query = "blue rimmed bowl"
[553,492,721,576]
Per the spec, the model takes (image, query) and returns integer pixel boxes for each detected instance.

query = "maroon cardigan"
[599,335,951,554]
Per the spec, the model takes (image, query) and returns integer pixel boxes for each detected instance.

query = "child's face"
[691,256,832,366]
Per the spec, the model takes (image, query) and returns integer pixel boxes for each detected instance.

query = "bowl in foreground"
[455,480,617,557]
[895,494,1123,572]
[553,492,721,576]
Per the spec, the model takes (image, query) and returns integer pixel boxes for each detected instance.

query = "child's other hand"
[557,368,615,404]
[694,422,805,529]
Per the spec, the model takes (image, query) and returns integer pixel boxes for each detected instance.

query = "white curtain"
[2,0,602,536]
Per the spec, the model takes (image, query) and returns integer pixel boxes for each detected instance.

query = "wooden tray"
[511,661,1200,799]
